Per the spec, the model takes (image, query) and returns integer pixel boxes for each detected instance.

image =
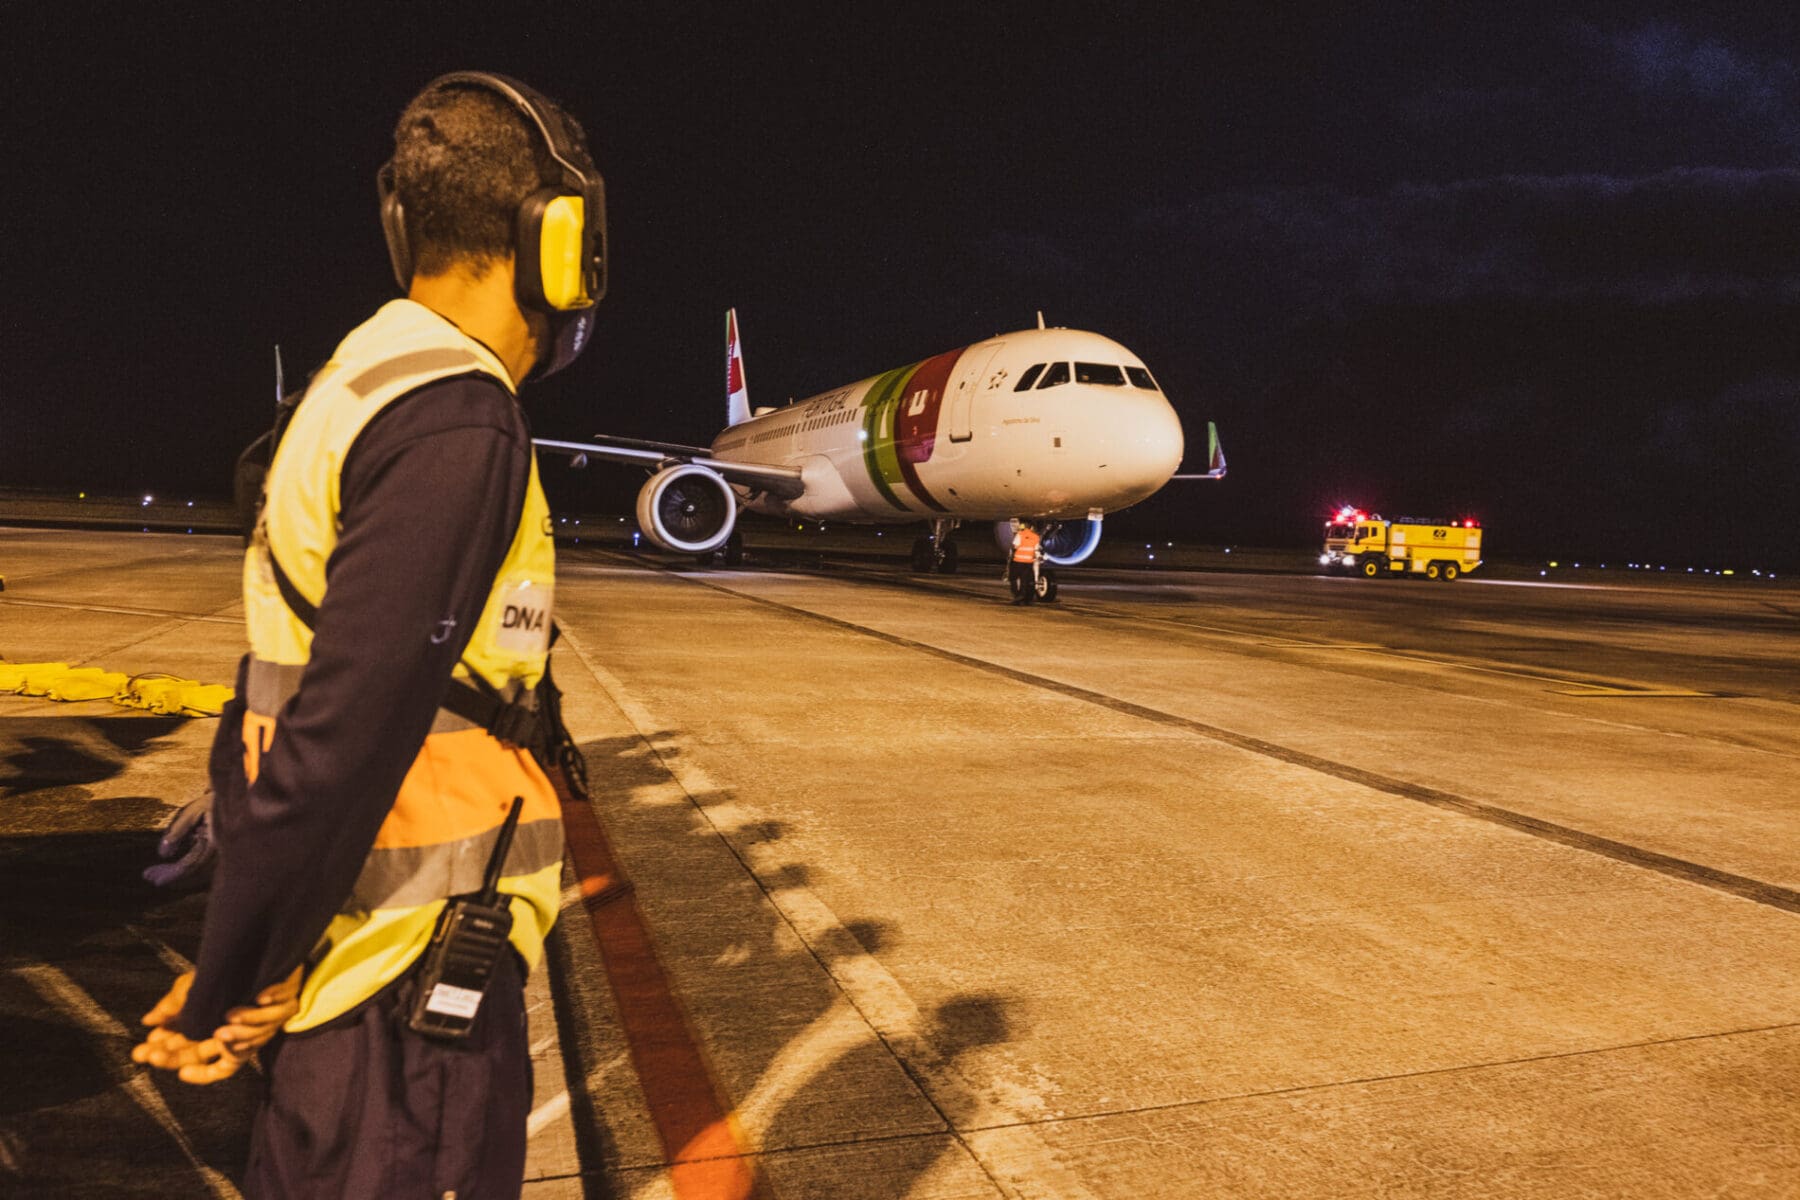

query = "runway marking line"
[0,596,240,625]
[11,963,242,1199]
[663,568,1800,919]
[552,767,763,1200]
[717,554,1720,700]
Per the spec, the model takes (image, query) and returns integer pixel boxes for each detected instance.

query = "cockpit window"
[1015,363,1046,391]
[1036,362,1071,388]
[1075,362,1126,386]
[1125,366,1159,391]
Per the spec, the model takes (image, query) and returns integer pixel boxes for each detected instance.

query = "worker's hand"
[215,966,302,1057]
[134,970,241,1084]
[132,967,301,1084]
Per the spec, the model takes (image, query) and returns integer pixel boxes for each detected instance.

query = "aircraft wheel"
[1424,560,1442,581]
[1360,556,1386,579]
[1038,572,1059,603]
[1442,561,1461,581]
[937,541,960,574]
[910,537,933,573]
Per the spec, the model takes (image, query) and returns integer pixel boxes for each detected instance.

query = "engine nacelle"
[991,517,1105,566]
[636,463,737,554]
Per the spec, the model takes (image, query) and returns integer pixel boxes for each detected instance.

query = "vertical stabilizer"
[725,308,751,427]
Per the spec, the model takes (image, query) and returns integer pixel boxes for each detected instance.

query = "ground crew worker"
[1010,519,1044,604]
[130,72,605,1199]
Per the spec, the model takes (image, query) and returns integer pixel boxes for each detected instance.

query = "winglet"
[726,308,751,427]
[1171,421,1227,480]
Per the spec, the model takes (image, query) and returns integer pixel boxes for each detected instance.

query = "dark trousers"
[1009,560,1037,603]
[244,950,531,1200]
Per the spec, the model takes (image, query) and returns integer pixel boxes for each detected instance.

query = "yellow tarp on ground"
[0,661,69,692]
[117,674,235,717]
[0,661,233,716]
[45,667,131,701]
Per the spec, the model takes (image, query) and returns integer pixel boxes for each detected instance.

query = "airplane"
[533,310,1224,578]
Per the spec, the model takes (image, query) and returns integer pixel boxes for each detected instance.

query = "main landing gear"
[910,518,961,574]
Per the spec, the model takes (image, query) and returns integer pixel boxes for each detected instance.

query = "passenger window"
[1037,362,1070,388]
[1125,366,1158,390]
[1015,363,1046,391]
[1075,362,1126,386]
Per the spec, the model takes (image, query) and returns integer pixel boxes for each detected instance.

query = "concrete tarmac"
[3,527,1798,1198]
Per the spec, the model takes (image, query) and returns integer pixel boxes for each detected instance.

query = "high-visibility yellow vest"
[243,299,564,1032]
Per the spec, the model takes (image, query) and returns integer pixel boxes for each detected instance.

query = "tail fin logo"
[725,308,751,426]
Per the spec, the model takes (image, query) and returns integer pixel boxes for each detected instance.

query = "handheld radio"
[406,795,524,1039]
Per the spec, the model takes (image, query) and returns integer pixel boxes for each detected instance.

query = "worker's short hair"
[389,83,591,278]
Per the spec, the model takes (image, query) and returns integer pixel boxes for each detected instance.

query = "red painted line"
[555,772,761,1199]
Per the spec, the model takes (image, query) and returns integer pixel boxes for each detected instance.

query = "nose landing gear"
[910,518,962,574]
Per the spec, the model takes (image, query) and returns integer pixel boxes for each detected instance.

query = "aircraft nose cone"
[1102,392,1184,502]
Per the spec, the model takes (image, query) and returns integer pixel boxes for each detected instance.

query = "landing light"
[142,495,153,505]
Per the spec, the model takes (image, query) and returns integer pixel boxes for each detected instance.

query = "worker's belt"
[263,547,547,753]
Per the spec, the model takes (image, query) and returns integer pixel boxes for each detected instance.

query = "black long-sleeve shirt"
[178,373,533,1038]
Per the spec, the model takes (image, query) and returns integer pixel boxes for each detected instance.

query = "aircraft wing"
[533,437,808,500]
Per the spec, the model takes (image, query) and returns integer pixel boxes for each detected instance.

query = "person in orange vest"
[1009,519,1044,605]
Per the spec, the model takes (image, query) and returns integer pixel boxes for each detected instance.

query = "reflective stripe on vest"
[1012,532,1041,563]
[242,299,564,1032]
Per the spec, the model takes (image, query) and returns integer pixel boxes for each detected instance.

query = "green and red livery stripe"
[859,364,920,513]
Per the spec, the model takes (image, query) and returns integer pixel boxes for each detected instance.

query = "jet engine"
[991,516,1105,566]
[637,463,737,554]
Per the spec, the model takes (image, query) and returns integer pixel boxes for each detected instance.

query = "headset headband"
[428,71,589,200]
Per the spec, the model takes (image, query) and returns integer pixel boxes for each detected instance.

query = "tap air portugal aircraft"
[533,310,1224,572]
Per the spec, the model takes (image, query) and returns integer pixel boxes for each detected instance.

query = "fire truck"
[1320,508,1482,580]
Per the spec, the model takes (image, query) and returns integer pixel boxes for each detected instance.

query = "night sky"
[8,4,1798,567]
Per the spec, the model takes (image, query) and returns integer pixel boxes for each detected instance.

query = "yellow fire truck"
[1321,508,1482,580]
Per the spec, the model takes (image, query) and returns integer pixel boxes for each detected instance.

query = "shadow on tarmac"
[0,711,253,1196]
[551,731,1021,1196]
[0,829,258,1197]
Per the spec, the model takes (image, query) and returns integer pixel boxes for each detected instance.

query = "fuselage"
[708,328,1184,523]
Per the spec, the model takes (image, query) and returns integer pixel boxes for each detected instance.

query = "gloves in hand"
[143,786,215,889]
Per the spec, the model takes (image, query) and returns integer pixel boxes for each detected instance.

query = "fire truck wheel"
[1360,557,1385,579]
[1442,561,1461,581]
[1424,560,1442,581]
